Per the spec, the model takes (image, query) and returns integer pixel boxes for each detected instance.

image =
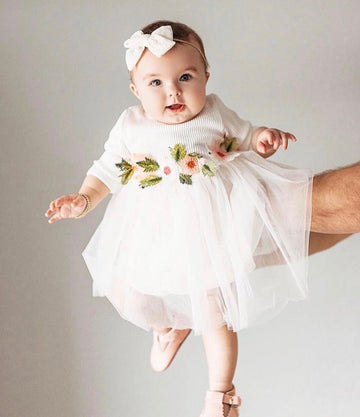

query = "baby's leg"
[153,327,172,335]
[201,325,238,416]
[202,324,238,392]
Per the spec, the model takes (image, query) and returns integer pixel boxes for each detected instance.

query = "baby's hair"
[141,20,209,71]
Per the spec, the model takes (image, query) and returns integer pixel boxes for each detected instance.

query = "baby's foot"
[199,385,241,417]
[150,328,191,372]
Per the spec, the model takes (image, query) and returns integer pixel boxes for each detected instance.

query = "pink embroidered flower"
[177,155,200,175]
[209,137,242,162]
[160,156,178,177]
[212,145,227,160]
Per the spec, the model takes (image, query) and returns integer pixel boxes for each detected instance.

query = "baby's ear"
[205,72,210,82]
[129,83,140,99]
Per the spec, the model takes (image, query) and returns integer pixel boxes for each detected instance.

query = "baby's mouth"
[166,104,185,112]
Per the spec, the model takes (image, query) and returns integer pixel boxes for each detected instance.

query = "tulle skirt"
[82,151,312,335]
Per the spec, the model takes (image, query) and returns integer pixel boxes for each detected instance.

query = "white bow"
[124,25,176,70]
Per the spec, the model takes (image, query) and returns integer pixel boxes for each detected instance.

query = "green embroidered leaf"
[202,163,216,177]
[169,143,187,161]
[188,152,203,158]
[120,168,134,184]
[139,174,162,188]
[222,137,240,152]
[136,157,160,172]
[115,158,132,171]
[179,173,193,185]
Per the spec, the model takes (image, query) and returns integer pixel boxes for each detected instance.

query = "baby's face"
[130,42,209,125]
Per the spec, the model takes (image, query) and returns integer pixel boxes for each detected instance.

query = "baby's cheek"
[193,91,207,113]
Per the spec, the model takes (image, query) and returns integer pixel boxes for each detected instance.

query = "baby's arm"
[212,96,297,156]
[251,126,297,158]
[45,175,110,224]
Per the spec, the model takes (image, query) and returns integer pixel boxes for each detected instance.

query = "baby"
[46,21,312,417]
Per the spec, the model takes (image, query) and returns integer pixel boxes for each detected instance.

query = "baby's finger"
[49,199,59,212]
[280,131,288,150]
[60,204,71,218]
[49,197,64,212]
[257,141,267,154]
[260,130,275,147]
[47,212,63,224]
[266,131,274,145]
[45,208,56,217]
[54,195,73,208]
[49,196,67,211]
[270,129,282,150]
[47,199,63,216]
[288,133,297,142]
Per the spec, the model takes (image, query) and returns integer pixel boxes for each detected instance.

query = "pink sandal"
[150,328,191,372]
[199,385,241,417]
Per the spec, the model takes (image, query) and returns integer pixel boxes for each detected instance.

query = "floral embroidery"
[115,136,242,188]
[163,166,171,175]
[116,153,162,188]
[169,143,187,161]
[177,154,200,175]
[209,136,242,162]
[172,148,201,184]
[115,159,135,185]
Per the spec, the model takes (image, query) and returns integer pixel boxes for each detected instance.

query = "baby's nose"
[168,83,182,97]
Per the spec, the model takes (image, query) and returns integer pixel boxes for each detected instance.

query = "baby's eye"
[179,73,192,82]
[150,79,161,86]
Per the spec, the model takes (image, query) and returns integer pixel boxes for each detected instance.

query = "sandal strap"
[223,393,241,407]
[155,328,177,342]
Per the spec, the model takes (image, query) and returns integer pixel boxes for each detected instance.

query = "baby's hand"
[45,193,87,224]
[256,128,297,154]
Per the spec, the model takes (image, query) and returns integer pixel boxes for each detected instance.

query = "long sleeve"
[213,95,255,151]
[86,110,130,194]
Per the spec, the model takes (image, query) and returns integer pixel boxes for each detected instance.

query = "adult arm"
[308,161,359,255]
[311,161,360,234]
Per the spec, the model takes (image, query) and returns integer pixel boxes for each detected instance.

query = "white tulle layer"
[83,151,312,335]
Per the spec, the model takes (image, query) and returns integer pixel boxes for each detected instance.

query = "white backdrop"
[1,1,359,416]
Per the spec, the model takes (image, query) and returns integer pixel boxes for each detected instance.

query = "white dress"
[83,94,313,335]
